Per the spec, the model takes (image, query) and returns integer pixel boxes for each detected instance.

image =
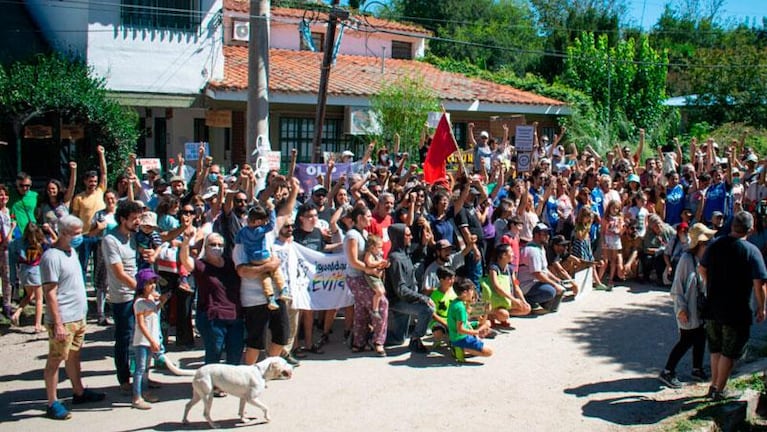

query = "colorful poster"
[293,163,352,195]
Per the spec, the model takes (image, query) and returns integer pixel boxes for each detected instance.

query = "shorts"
[430,323,447,335]
[706,321,750,359]
[243,301,290,350]
[46,319,87,361]
[451,335,484,352]
[364,275,385,293]
[19,264,41,287]
[603,234,622,251]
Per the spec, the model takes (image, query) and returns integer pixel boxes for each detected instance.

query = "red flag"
[423,114,458,184]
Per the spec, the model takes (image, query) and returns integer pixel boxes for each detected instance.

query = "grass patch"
[731,374,767,394]
[664,417,709,432]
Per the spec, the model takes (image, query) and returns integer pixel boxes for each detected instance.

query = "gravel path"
[2,281,764,431]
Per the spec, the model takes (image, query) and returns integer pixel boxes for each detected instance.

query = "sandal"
[308,343,325,354]
[292,347,308,359]
[318,333,330,347]
[373,345,386,357]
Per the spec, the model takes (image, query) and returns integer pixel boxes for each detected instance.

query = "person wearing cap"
[139,167,161,203]
[136,211,162,271]
[700,165,732,224]
[70,145,107,284]
[146,178,169,211]
[341,150,354,164]
[731,167,744,209]
[421,238,471,294]
[131,268,170,410]
[468,122,493,174]
[517,223,565,313]
[642,214,676,285]
[40,215,106,420]
[169,175,188,200]
[662,222,690,285]
[659,223,717,389]
[310,184,334,227]
[546,235,580,296]
[710,211,725,232]
[700,211,767,400]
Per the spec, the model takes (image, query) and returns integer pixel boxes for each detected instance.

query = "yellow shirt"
[70,186,106,235]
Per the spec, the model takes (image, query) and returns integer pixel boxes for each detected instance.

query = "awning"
[108,92,199,108]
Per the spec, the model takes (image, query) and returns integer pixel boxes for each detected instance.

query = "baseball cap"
[435,239,452,249]
[342,150,354,158]
[551,235,570,246]
[508,215,524,225]
[201,185,219,200]
[139,211,158,228]
[170,175,185,184]
[146,168,159,176]
[627,173,640,184]
[746,153,758,163]
[480,131,489,139]
[711,211,724,219]
[311,184,328,195]
[598,166,610,176]
[153,178,168,188]
[532,222,550,235]
[677,222,689,231]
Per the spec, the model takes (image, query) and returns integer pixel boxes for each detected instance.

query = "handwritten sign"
[136,158,161,175]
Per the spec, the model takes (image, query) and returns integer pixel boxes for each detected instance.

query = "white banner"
[515,125,535,152]
[272,241,355,311]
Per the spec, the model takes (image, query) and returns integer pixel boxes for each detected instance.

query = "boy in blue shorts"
[448,277,494,358]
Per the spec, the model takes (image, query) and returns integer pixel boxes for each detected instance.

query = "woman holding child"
[344,205,388,356]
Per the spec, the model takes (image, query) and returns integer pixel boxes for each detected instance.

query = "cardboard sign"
[516,152,532,173]
[267,151,281,171]
[136,158,161,175]
[184,142,209,161]
[515,125,535,152]
[205,110,232,128]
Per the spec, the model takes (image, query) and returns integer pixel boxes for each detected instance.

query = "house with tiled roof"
[17,0,568,173]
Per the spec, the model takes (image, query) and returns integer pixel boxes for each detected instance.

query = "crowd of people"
[2,121,767,419]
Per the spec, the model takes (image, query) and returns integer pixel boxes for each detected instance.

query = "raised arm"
[467,123,477,149]
[392,133,401,156]
[64,161,77,207]
[97,145,107,190]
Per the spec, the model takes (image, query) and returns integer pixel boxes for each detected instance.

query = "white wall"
[269,21,424,58]
[27,0,225,95]
[25,0,89,54]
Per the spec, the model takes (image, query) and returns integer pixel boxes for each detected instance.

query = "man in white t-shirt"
[517,223,565,313]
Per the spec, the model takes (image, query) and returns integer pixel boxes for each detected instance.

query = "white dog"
[182,356,293,428]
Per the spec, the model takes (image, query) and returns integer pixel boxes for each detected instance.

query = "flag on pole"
[423,113,458,184]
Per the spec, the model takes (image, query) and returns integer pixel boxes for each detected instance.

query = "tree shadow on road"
[565,377,665,397]
[563,300,677,373]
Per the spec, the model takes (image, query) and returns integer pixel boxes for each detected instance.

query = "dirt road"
[2,282,762,431]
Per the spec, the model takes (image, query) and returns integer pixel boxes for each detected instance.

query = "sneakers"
[279,286,292,301]
[267,295,280,311]
[409,338,429,354]
[132,399,152,410]
[691,368,709,382]
[97,316,114,326]
[658,370,682,389]
[46,400,72,420]
[72,388,106,405]
[709,389,729,402]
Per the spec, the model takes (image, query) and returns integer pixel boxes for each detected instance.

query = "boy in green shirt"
[447,277,493,358]
[429,266,457,348]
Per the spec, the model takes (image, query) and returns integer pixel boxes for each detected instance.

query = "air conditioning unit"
[232,21,249,42]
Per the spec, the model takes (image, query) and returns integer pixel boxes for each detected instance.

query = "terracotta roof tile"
[223,2,430,35]
[210,47,566,107]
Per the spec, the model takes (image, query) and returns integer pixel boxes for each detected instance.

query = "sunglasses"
[234,198,247,204]
[19,183,32,189]
[179,210,195,216]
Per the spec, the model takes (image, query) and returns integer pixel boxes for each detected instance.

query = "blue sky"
[627,0,767,29]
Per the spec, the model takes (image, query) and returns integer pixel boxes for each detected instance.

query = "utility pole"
[311,0,346,163]
[247,0,270,166]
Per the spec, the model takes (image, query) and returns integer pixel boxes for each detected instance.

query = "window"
[278,117,352,171]
[193,118,209,143]
[300,32,325,52]
[121,0,201,31]
[391,40,413,60]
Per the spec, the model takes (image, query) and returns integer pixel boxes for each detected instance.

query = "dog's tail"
[162,358,196,376]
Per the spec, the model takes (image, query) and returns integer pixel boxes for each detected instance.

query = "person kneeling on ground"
[448,278,493,359]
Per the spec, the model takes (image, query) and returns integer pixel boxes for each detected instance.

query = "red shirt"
[367,212,393,258]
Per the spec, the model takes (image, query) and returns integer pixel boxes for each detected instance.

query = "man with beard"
[70,145,107,282]
[102,200,149,392]
[217,189,249,257]
[385,223,435,353]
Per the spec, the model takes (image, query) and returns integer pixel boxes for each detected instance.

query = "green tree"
[0,53,138,184]
[386,0,542,73]
[563,32,668,137]
[369,75,439,155]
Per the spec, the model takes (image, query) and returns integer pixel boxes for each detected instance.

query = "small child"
[429,266,457,348]
[235,203,288,310]
[447,277,493,359]
[362,235,388,320]
[136,212,163,271]
[132,268,170,410]
[11,223,51,332]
